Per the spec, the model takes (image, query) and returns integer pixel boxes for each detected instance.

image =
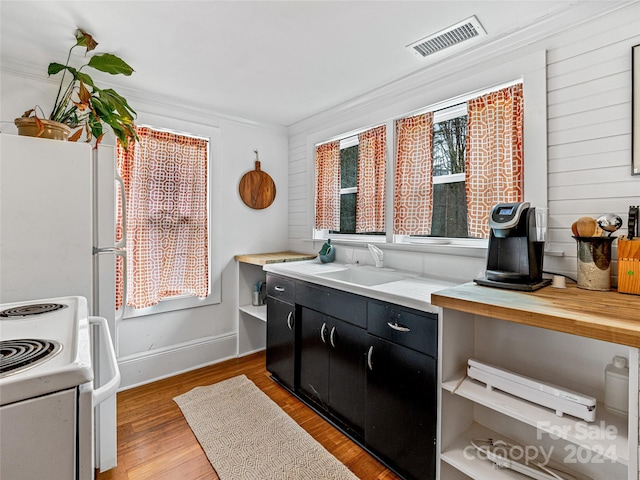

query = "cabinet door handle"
[286,311,294,330]
[329,326,336,348]
[367,345,374,371]
[320,323,327,343]
[387,321,410,332]
[274,286,285,292]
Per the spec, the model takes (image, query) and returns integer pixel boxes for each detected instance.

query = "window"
[315,124,386,238]
[314,81,525,244]
[395,82,523,241]
[310,51,546,249]
[116,125,210,310]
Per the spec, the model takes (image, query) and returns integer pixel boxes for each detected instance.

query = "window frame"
[314,125,388,243]
[122,112,222,319]
[336,136,359,231]
[393,82,523,245]
[431,104,467,180]
[428,103,469,238]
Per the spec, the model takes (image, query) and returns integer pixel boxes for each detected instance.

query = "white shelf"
[441,422,592,480]
[239,304,267,322]
[443,376,629,465]
[236,260,268,356]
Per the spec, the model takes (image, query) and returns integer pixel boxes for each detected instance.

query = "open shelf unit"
[442,376,629,465]
[238,303,266,322]
[438,307,639,480]
[235,252,316,357]
[236,260,267,356]
[441,421,590,480]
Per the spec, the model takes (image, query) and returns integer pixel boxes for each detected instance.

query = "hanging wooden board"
[239,150,276,209]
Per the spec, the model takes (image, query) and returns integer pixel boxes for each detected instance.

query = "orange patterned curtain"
[115,180,125,309]
[116,126,209,309]
[393,112,434,235]
[465,83,524,238]
[356,125,386,233]
[315,141,340,230]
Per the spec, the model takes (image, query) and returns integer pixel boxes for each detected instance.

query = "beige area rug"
[173,375,359,480]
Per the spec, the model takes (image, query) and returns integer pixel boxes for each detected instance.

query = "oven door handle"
[89,316,121,406]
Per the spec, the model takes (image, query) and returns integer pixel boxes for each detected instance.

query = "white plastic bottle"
[604,356,629,416]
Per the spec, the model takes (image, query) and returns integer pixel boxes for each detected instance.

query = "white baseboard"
[117,333,238,390]
[238,347,266,358]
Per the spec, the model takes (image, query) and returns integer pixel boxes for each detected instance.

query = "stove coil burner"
[0,339,62,378]
[0,303,67,318]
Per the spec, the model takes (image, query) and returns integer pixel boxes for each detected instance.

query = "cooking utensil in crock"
[596,213,622,237]
[575,216,597,237]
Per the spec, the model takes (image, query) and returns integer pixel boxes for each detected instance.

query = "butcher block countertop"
[234,251,317,266]
[431,282,640,348]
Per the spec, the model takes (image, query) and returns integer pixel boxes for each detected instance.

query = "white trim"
[290,1,621,136]
[135,122,209,142]
[340,135,359,149]
[433,103,468,123]
[316,123,385,147]
[0,57,288,133]
[433,173,465,185]
[401,78,521,121]
[312,229,386,244]
[116,333,237,389]
[304,236,488,259]
[327,233,386,243]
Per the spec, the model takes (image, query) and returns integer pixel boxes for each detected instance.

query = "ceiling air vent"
[407,16,486,58]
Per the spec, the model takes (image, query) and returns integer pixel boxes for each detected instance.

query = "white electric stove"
[0,296,120,479]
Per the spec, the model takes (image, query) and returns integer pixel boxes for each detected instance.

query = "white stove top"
[0,296,93,405]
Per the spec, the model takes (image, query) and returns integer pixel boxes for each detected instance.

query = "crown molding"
[1,59,288,134]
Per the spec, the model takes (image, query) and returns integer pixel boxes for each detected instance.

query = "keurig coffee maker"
[475,202,551,291]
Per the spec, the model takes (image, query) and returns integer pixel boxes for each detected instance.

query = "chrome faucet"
[367,244,384,268]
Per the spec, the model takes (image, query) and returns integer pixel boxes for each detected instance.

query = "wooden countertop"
[234,251,317,266]
[431,282,640,348]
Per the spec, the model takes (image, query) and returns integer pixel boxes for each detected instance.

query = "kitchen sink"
[314,266,404,286]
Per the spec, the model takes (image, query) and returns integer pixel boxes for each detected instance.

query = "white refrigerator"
[0,133,125,472]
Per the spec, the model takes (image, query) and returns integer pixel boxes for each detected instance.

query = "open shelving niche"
[438,308,639,480]
[236,260,267,356]
[235,252,317,357]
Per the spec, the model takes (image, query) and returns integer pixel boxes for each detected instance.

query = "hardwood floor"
[97,351,400,480]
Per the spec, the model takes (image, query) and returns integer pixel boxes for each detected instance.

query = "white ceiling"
[0,1,622,126]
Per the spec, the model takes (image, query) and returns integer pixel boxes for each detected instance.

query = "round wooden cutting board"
[239,152,276,209]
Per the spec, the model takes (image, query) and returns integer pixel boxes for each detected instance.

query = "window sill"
[303,238,565,259]
[304,237,488,258]
[123,294,220,319]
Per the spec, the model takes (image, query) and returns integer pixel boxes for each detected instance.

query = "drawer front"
[296,282,367,328]
[266,274,295,304]
[367,302,437,357]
